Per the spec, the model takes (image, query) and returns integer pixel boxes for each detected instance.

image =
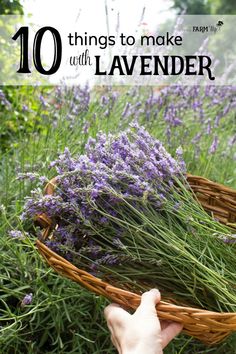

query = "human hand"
[104,289,183,354]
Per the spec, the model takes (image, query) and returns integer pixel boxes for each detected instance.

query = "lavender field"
[0,84,236,353]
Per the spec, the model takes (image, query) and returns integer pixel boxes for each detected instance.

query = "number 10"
[12,26,62,75]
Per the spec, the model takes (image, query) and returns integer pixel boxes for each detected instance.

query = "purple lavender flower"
[191,133,202,144]
[8,230,26,239]
[21,293,33,306]
[23,124,186,268]
[96,254,121,266]
[223,239,236,244]
[101,95,109,106]
[16,172,38,181]
[154,85,236,156]
[38,176,48,184]
[176,146,186,172]
[176,146,183,158]
[209,136,219,154]
[22,104,29,112]
[0,89,11,108]
[229,135,236,147]
[122,102,131,118]
[39,95,47,108]
[82,121,90,134]
[206,120,212,135]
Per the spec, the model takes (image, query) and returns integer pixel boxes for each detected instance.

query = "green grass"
[0,86,236,353]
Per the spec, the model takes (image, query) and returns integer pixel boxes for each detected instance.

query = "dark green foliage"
[172,0,236,14]
[0,0,23,15]
[0,87,53,152]
[215,0,236,15]
[172,0,211,14]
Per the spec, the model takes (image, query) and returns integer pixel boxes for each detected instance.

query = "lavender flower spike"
[209,136,219,154]
[21,293,33,307]
[8,230,25,239]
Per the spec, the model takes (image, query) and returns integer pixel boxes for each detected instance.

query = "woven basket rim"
[35,173,236,345]
[36,238,236,316]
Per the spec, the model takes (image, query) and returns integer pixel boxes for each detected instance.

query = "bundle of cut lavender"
[23,123,236,312]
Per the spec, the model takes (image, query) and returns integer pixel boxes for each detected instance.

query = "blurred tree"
[0,0,23,15]
[209,0,236,14]
[172,0,211,14]
[172,0,236,14]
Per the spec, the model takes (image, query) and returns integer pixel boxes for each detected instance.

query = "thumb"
[135,289,161,317]
[161,321,183,349]
[104,303,130,327]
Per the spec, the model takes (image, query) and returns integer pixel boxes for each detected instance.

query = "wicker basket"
[36,174,236,345]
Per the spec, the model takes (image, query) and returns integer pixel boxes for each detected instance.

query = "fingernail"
[150,288,159,294]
